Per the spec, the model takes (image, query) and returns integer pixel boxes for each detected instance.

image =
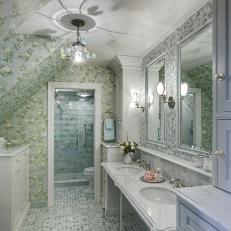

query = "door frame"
[48,82,101,207]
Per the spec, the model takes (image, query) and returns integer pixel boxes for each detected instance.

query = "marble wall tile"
[140,150,211,186]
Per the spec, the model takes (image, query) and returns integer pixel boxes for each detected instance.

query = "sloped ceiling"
[0,0,67,123]
[0,0,209,123]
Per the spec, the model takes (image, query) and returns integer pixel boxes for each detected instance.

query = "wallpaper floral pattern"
[141,1,213,160]
[0,0,66,124]
[0,63,115,207]
[182,63,213,151]
[0,0,115,207]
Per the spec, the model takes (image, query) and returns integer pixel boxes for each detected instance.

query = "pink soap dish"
[140,176,165,183]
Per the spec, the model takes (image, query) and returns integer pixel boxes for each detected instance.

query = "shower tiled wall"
[54,95,94,181]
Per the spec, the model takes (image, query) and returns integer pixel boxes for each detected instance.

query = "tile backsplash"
[139,148,211,186]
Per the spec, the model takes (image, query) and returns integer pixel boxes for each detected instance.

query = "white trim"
[109,55,143,73]
[48,82,101,207]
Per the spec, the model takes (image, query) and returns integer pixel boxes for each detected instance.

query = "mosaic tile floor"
[19,185,147,231]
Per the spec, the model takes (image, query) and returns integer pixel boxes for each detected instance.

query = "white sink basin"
[116,166,143,174]
[140,187,176,205]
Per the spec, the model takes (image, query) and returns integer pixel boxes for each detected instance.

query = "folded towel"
[104,118,113,130]
[104,119,115,141]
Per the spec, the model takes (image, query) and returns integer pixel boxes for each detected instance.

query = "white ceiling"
[14,0,209,65]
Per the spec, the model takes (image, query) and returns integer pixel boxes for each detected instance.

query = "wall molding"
[109,55,143,74]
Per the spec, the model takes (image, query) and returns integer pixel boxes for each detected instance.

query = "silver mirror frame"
[144,54,167,148]
[177,21,213,155]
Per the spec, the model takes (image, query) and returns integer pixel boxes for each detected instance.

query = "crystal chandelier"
[62,19,96,64]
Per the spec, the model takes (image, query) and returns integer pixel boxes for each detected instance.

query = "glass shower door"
[54,89,94,183]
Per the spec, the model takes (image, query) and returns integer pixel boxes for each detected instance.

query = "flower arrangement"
[120,131,138,156]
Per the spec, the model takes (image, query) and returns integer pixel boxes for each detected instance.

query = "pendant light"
[62,19,96,64]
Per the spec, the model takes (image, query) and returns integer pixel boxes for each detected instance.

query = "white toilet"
[84,167,94,190]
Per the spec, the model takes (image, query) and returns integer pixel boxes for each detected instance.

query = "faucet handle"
[170,178,177,184]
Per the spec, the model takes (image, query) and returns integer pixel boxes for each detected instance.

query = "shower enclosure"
[54,89,94,183]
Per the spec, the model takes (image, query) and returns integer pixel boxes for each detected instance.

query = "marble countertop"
[101,162,177,231]
[0,145,29,157]
[176,185,231,231]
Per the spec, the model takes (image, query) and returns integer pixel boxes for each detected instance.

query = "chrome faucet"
[170,178,186,188]
[137,159,151,170]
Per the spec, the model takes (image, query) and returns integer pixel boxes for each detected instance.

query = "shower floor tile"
[19,185,147,231]
[54,172,87,182]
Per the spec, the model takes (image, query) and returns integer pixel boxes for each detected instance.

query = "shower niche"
[54,89,95,184]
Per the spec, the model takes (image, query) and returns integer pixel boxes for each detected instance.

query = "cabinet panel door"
[217,120,231,192]
[22,154,29,209]
[178,202,218,231]
[12,160,22,230]
[216,0,231,113]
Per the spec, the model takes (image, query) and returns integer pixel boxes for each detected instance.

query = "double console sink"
[102,162,178,231]
[116,165,176,206]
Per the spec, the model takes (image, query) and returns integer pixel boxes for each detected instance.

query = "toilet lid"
[84,167,94,173]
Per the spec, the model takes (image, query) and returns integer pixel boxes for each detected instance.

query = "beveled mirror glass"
[145,57,166,144]
[179,26,212,152]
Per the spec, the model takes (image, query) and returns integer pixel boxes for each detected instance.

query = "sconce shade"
[132,92,139,104]
[148,93,154,107]
[181,83,188,96]
[156,81,165,96]
[132,92,144,112]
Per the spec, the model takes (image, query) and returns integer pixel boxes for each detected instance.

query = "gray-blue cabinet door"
[217,120,231,192]
[215,0,231,113]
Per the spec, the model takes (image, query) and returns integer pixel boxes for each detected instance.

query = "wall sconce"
[148,93,154,108]
[132,92,144,112]
[156,81,175,109]
[181,83,188,97]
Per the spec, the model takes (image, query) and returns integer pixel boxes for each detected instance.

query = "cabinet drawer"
[179,203,218,231]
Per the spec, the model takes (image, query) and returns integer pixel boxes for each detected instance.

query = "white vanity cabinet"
[177,199,219,231]
[0,145,30,231]
[214,0,231,192]
[176,186,231,231]
[176,1,231,229]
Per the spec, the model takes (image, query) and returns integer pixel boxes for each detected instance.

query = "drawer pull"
[215,73,225,81]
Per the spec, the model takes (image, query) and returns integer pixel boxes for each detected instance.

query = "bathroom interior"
[0,0,231,231]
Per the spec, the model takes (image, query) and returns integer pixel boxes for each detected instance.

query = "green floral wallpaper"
[0,0,66,124]
[0,63,115,207]
[0,0,115,207]
[182,63,213,151]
